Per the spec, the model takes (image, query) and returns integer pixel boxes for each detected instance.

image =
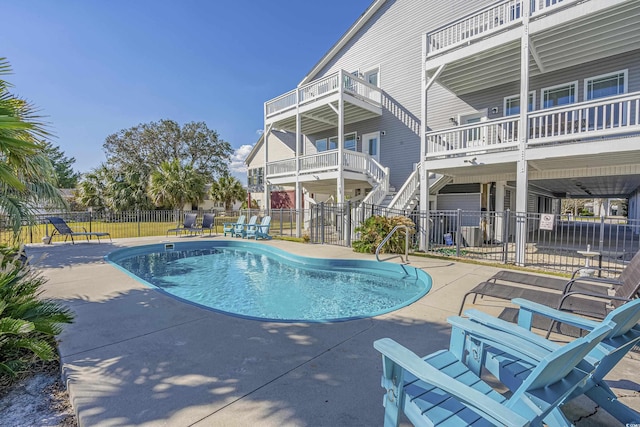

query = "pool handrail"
[376,225,409,264]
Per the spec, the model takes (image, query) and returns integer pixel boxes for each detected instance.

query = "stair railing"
[375,225,410,264]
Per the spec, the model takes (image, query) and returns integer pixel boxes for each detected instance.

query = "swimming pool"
[106,241,431,322]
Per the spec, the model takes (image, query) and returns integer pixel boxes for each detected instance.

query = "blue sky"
[3,0,372,182]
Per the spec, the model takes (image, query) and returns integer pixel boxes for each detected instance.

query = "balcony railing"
[426,116,520,157]
[265,70,382,118]
[426,0,575,56]
[266,150,388,190]
[426,91,640,158]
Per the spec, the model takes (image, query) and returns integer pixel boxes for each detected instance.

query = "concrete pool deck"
[26,236,640,426]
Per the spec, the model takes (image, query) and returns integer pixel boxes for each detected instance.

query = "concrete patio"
[26,236,640,426]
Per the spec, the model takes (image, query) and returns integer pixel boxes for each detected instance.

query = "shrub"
[0,246,73,378]
[352,216,415,254]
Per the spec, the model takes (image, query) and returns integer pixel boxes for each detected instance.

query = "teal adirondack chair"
[246,216,271,240]
[239,215,258,238]
[462,297,640,424]
[375,318,613,427]
[223,215,245,237]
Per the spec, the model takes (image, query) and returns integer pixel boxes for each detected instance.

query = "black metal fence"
[3,205,638,276]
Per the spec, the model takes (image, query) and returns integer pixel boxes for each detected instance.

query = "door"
[459,112,486,148]
[362,132,380,162]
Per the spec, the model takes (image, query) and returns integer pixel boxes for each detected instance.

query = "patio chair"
[374,318,613,427]
[222,215,245,237]
[47,217,112,244]
[195,213,216,236]
[460,298,640,424]
[458,249,640,321]
[245,216,271,240]
[166,213,198,236]
[237,215,258,238]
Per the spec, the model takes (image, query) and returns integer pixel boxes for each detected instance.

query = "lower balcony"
[426,91,640,158]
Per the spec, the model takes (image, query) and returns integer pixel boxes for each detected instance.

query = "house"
[253,0,640,263]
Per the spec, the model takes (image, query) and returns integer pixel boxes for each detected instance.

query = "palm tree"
[209,175,247,212]
[0,58,65,237]
[147,159,206,210]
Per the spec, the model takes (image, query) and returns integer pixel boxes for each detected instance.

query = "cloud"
[256,129,264,135]
[229,144,254,174]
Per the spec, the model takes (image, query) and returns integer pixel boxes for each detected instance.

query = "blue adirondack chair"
[461,297,640,424]
[246,216,271,240]
[374,319,613,427]
[223,215,245,237]
[239,215,258,238]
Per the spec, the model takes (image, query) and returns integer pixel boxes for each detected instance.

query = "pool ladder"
[375,225,409,264]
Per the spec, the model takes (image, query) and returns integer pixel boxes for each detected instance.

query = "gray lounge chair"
[195,213,216,236]
[458,249,640,322]
[47,217,111,244]
[167,213,198,236]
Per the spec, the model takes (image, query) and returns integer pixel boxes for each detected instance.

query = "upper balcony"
[424,0,640,95]
[264,70,383,135]
[426,90,640,158]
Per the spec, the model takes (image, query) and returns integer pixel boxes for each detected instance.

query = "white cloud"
[229,144,254,175]
[256,129,264,135]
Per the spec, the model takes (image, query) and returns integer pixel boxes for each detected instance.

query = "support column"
[494,181,506,243]
[263,103,270,212]
[419,34,429,251]
[295,93,302,237]
[337,71,345,205]
[515,3,531,266]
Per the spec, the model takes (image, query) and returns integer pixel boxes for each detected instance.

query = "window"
[364,68,379,87]
[585,70,627,128]
[315,138,328,152]
[503,92,535,116]
[316,133,355,152]
[541,81,577,109]
[585,70,627,100]
[247,167,264,186]
[344,132,357,151]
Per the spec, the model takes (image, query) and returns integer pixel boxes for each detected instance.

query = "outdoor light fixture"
[449,117,458,125]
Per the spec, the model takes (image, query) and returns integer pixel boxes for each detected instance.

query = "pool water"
[107,241,431,322]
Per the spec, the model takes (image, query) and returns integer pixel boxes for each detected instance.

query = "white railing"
[426,116,520,157]
[427,0,523,55]
[528,92,640,144]
[266,158,297,177]
[265,70,382,118]
[426,0,576,56]
[361,163,389,206]
[388,163,421,210]
[265,90,297,116]
[299,151,340,174]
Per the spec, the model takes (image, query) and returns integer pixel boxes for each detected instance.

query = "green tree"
[209,175,247,212]
[147,159,206,210]
[0,58,66,236]
[41,141,80,188]
[103,119,233,181]
[76,164,154,212]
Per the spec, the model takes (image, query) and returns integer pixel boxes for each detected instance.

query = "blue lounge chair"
[462,298,640,424]
[223,215,245,237]
[167,213,198,236]
[245,216,271,240]
[374,319,613,427]
[238,215,258,238]
[47,217,112,244]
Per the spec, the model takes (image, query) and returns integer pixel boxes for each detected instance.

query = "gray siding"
[304,0,496,190]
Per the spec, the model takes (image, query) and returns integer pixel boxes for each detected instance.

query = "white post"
[515,2,531,266]
[337,70,345,205]
[263,104,270,212]
[419,34,429,251]
[295,89,302,237]
[494,181,506,242]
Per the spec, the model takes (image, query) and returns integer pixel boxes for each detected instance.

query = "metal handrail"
[375,225,410,264]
